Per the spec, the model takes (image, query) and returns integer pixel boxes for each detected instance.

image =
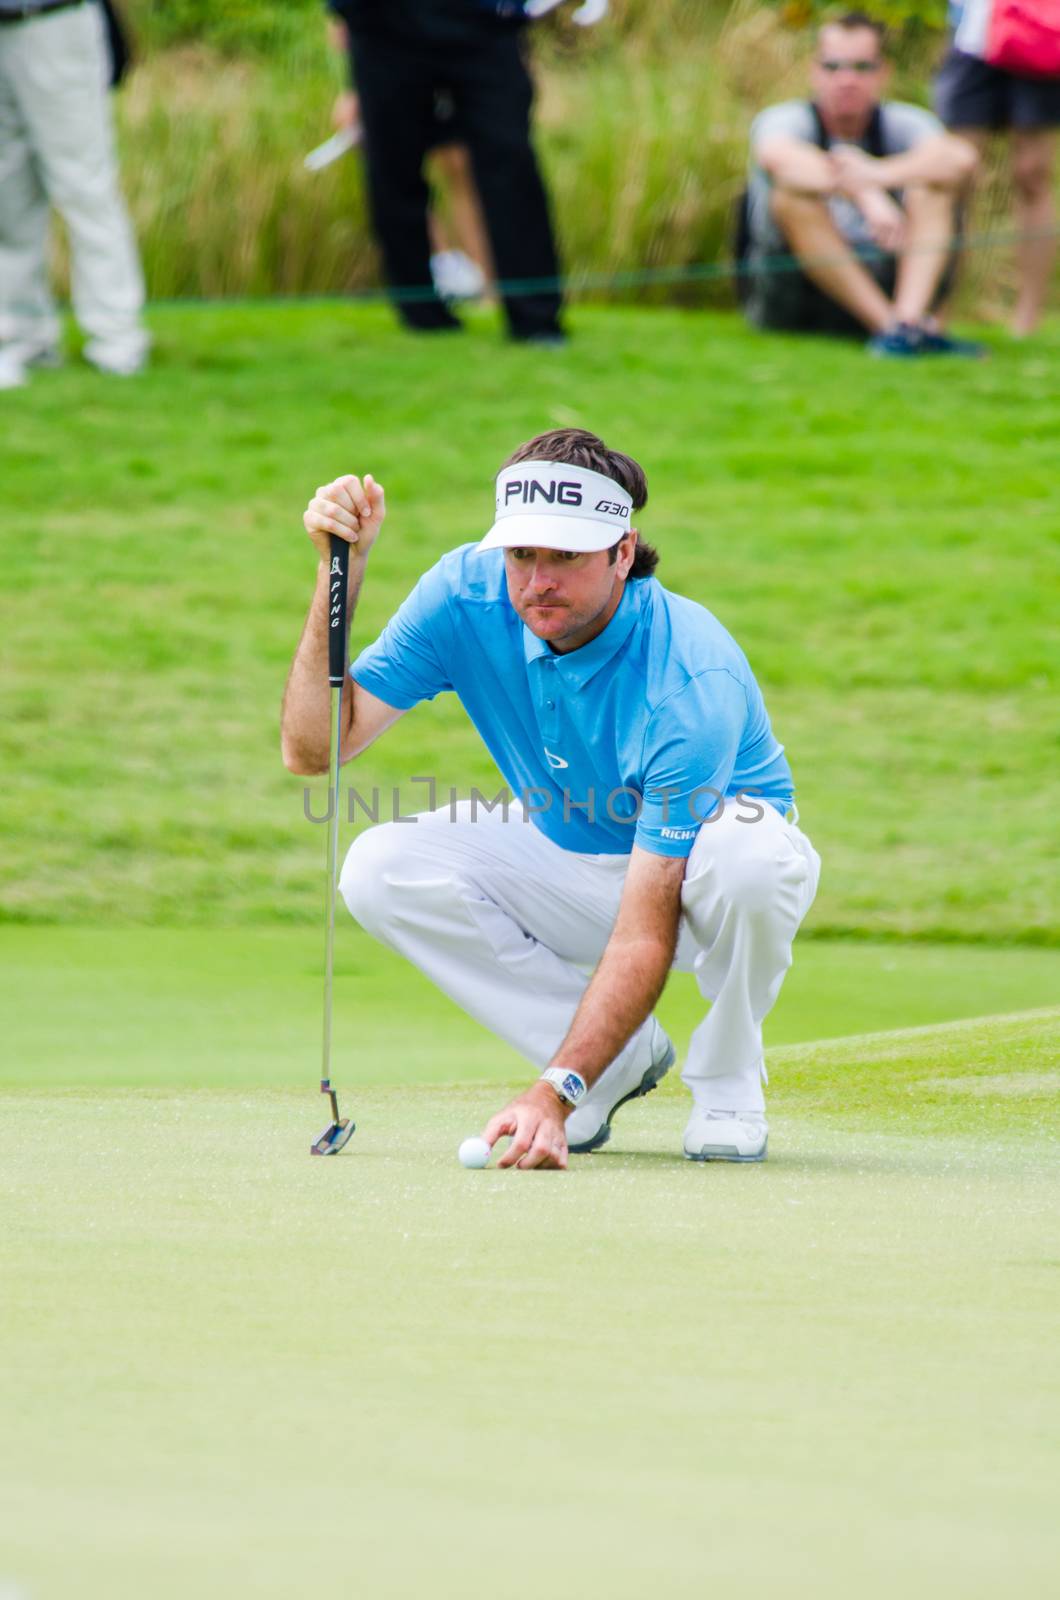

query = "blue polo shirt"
[350,545,794,858]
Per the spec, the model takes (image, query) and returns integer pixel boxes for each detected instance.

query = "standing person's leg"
[676,801,820,1156]
[448,33,563,341]
[7,3,147,373]
[339,802,664,1077]
[1010,128,1057,336]
[938,49,1060,336]
[0,32,61,373]
[349,34,461,333]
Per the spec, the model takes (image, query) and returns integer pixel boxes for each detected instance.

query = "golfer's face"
[504,546,620,647]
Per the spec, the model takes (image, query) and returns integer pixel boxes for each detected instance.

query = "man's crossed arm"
[757,132,977,252]
[482,846,688,1170]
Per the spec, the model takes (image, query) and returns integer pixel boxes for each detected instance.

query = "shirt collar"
[521,580,646,688]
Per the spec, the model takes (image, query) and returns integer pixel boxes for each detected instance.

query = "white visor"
[479,460,634,553]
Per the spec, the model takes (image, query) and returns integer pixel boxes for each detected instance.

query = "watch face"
[561,1072,584,1103]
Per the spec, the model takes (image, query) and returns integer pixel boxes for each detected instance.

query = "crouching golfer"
[281,429,821,1170]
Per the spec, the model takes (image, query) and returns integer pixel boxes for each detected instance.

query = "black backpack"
[730,102,887,304]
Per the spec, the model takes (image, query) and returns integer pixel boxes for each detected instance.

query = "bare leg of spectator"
[1010,129,1056,337]
[769,189,893,333]
[892,183,958,325]
[428,144,494,286]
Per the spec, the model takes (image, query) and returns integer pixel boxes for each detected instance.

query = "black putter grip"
[327,534,350,688]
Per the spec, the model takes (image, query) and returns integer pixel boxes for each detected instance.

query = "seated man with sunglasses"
[744,10,980,354]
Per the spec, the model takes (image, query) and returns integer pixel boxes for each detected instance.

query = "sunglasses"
[817,58,882,73]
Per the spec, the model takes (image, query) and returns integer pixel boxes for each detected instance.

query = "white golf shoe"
[683,1108,768,1163]
[0,348,27,390]
[0,338,61,389]
[566,1021,676,1154]
[84,335,149,377]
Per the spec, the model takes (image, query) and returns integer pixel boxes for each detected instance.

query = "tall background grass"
[88,0,1040,316]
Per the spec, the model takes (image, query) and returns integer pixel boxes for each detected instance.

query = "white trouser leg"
[676,802,821,1113]
[341,799,819,1116]
[2,5,146,356]
[0,30,58,346]
[339,802,656,1075]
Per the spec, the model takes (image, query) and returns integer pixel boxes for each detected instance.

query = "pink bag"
[956,0,1060,78]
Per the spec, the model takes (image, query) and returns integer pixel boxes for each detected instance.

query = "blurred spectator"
[326,0,564,342]
[324,18,492,305]
[935,0,1060,336]
[742,11,979,355]
[0,0,148,389]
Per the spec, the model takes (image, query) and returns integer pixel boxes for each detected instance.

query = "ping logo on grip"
[329,557,344,627]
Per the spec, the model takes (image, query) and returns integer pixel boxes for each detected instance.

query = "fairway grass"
[3,303,1057,942]
[2,1009,1057,1600]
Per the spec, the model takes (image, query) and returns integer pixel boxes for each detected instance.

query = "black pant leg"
[348,33,461,332]
[447,34,563,340]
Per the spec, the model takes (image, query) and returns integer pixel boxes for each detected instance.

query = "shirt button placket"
[541,660,560,742]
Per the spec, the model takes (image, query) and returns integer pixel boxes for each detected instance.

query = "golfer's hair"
[821,10,887,48]
[503,428,660,579]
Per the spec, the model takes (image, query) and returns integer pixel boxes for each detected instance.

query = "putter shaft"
[321,679,343,1088]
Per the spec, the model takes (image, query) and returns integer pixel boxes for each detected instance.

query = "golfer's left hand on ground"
[303,473,386,562]
[483,1084,570,1171]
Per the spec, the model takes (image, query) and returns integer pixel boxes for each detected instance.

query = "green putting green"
[2,924,1058,1090]
[2,1008,1056,1599]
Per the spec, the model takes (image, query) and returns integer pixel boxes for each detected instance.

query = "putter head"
[311,1117,355,1156]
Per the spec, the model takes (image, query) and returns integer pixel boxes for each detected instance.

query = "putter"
[311,533,356,1156]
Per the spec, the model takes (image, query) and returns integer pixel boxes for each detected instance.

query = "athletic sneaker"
[430,249,487,302]
[683,1108,768,1163]
[868,322,929,358]
[566,1020,676,1154]
[868,321,984,359]
[917,326,986,358]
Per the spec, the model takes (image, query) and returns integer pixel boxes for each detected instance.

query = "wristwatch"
[540,1067,588,1108]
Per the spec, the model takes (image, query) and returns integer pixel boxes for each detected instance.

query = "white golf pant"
[340,799,821,1113]
[0,2,146,356]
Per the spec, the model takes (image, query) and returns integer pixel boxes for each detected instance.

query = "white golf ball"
[458,1136,491,1170]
